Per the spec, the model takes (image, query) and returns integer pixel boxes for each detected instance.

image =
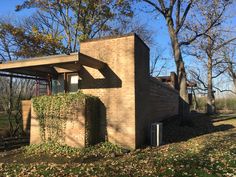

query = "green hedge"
[32,91,98,144]
[195,97,236,111]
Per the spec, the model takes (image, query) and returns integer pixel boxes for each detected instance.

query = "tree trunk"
[192,87,198,110]
[206,31,216,115]
[178,60,189,117]
[233,77,236,90]
[166,17,189,118]
[207,55,216,114]
[7,76,14,136]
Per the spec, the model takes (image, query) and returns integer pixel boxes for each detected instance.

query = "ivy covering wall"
[32,92,100,145]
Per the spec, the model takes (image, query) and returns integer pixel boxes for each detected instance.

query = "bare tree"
[141,0,231,117]
[0,18,35,136]
[222,43,236,89]
[0,18,18,135]
[150,48,168,76]
[189,38,236,114]
[0,77,34,136]
[187,0,236,114]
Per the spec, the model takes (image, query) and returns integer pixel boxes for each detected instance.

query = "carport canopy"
[0,52,106,80]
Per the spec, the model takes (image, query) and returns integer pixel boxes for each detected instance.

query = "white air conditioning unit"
[151,122,163,146]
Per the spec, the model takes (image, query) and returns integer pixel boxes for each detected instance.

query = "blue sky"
[0,1,235,78]
[0,0,32,16]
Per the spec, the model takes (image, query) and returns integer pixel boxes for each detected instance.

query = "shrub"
[24,141,128,158]
[24,141,80,156]
[194,97,236,112]
[195,97,207,111]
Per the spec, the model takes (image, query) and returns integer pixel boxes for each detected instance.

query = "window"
[67,73,80,92]
[52,75,64,94]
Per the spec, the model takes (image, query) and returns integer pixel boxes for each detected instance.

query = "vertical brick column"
[21,100,31,136]
[80,34,136,149]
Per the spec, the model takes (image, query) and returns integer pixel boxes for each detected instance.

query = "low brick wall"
[148,77,179,120]
[135,77,179,146]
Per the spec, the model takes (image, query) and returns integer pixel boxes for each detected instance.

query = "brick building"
[0,34,179,149]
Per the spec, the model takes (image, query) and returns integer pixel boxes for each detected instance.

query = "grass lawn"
[0,112,19,137]
[0,112,19,134]
[0,112,10,135]
[0,113,235,176]
[0,112,9,128]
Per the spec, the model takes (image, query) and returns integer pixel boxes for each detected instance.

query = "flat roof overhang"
[0,52,106,80]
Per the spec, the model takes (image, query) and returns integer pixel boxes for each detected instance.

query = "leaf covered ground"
[0,113,235,177]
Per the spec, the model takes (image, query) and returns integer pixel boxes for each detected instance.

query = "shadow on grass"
[162,112,235,144]
[211,116,236,123]
[167,131,236,176]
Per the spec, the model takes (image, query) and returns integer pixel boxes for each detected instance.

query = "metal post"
[64,73,68,93]
[35,79,39,96]
[47,75,52,96]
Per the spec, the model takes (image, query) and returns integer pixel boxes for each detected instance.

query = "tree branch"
[179,5,225,46]
[189,69,207,89]
[214,37,236,51]
[169,0,177,15]
[212,68,228,79]
[213,86,236,94]
[176,0,193,34]
[143,0,165,16]
[175,0,180,28]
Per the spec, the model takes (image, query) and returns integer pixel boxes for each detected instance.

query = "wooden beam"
[54,62,81,73]
[1,67,58,79]
[54,66,75,73]
[4,68,49,78]
[26,66,58,78]
[0,73,47,81]
[0,53,107,79]
[25,67,58,79]
[79,53,106,69]
[0,53,78,70]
